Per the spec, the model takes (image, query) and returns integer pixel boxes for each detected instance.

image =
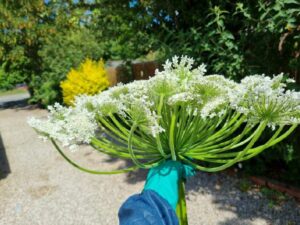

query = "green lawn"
[0,88,28,97]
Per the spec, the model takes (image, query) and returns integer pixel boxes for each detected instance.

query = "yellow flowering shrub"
[61,58,110,106]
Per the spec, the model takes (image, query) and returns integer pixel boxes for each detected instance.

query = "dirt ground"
[0,101,299,225]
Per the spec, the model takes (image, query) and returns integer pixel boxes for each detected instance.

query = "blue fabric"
[118,190,179,225]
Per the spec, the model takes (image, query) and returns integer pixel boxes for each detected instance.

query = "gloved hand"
[143,160,196,210]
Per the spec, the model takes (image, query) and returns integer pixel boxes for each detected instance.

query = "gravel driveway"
[0,102,299,225]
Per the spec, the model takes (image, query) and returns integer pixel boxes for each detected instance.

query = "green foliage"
[146,0,300,81]
[0,0,92,103]
[89,1,155,60]
[260,187,288,206]
[29,29,104,106]
[0,64,24,90]
[242,129,300,187]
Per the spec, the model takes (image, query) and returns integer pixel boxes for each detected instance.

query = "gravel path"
[0,104,299,225]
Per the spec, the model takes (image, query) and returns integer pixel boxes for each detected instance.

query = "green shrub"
[0,50,27,91]
[29,29,104,106]
[241,128,300,187]
[151,0,300,82]
[61,58,109,106]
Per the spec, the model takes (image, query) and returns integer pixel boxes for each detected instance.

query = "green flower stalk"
[28,56,300,224]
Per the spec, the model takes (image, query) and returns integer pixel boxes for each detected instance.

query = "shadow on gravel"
[103,156,148,184]
[118,158,299,224]
[187,172,299,225]
[0,133,10,179]
[125,167,148,184]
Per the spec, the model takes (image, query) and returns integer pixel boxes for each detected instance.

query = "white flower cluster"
[28,56,300,149]
[163,55,207,79]
[229,74,300,128]
[28,103,97,150]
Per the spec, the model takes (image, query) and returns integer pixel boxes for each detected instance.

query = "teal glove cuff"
[143,160,196,210]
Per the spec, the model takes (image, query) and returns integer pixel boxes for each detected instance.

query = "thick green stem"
[176,179,188,225]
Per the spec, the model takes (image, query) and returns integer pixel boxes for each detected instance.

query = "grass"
[236,178,253,192]
[260,187,288,207]
[0,88,28,97]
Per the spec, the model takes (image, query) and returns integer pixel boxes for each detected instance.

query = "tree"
[0,0,87,93]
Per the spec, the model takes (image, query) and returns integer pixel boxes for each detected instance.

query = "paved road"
[0,92,30,108]
[0,104,299,225]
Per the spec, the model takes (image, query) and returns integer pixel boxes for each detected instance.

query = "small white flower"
[286,78,296,83]
[168,92,195,106]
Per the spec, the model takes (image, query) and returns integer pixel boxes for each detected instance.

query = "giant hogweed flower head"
[29,56,300,173]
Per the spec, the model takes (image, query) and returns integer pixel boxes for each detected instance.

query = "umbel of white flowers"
[28,56,300,173]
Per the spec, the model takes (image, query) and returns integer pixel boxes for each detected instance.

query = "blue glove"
[143,160,196,210]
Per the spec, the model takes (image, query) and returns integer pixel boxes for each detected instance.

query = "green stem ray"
[155,94,168,158]
[98,116,157,152]
[179,116,217,152]
[179,121,268,172]
[241,124,297,161]
[203,111,239,142]
[202,114,246,146]
[91,139,132,159]
[110,114,155,145]
[91,137,161,159]
[128,123,165,168]
[184,124,297,164]
[96,120,129,146]
[187,123,254,154]
[51,139,139,174]
[117,114,156,145]
[175,107,186,147]
[169,108,178,160]
[108,114,157,150]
